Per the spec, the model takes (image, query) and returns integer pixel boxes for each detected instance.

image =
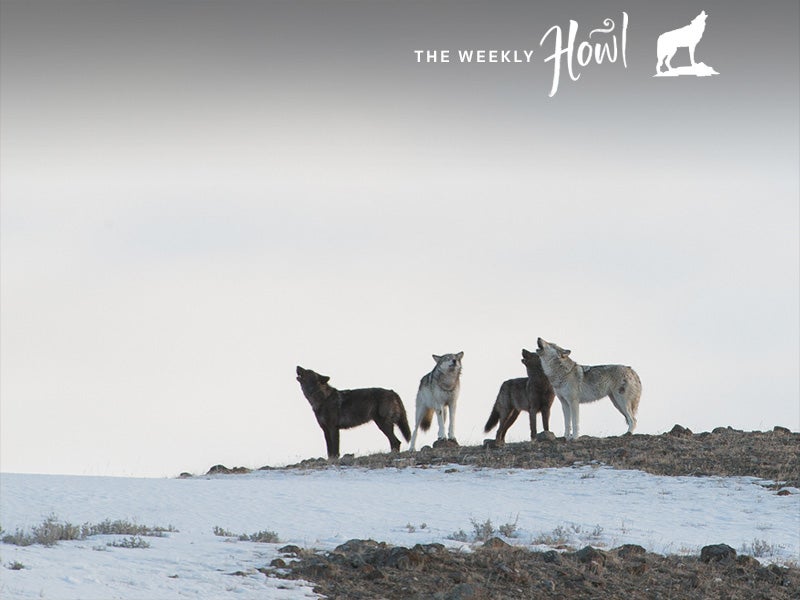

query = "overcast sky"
[2,0,798,477]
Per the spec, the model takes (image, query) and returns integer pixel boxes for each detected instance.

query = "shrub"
[107,536,150,549]
[238,530,280,543]
[1,515,176,547]
[499,516,519,538]
[470,518,495,542]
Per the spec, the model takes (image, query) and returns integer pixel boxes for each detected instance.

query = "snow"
[1,465,798,599]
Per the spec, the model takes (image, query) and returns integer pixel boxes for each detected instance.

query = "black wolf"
[484,349,555,445]
[296,366,411,459]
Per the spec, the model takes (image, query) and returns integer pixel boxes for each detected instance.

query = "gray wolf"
[535,338,641,440]
[296,366,410,459]
[484,349,555,445]
[656,10,708,74]
[409,352,463,451]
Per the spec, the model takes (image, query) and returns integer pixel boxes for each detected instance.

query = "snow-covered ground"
[1,465,798,599]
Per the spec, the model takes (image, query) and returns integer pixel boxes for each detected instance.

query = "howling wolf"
[409,352,463,451]
[484,349,555,445]
[656,10,708,74]
[296,366,411,459]
[536,338,641,440]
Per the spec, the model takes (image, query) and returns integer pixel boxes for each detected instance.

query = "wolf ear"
[560,349,571,358]
[432,354,442,362]
[522,349,532,358]
[296,366,305,376]
[537,338,545,349]
[455,351,464,360]
[320,375,330,384]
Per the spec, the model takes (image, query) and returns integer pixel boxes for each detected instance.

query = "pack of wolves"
[296,338,641,459]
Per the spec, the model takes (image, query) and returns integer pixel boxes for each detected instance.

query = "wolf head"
[692,10,708,25]
[432,352,463,375]
[296,366,331,402]
[535,338,573,370]
[521,348,543,368]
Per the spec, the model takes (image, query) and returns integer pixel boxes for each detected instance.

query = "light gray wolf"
[484,349,555,445]
[296,366,410,459]
[409,352,463,451]
[656,10,708,74]
[535,338,641,440]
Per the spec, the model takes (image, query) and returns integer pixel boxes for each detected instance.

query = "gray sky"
[2,0,798,477]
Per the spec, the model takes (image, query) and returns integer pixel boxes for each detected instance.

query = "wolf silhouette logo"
[655,10,718,77]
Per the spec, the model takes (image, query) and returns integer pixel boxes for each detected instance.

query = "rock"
[413,543,446,555]
[206,464,250,475]
[333,539,383,555]
[536,431,557,442]
[178,472,193,479]
[667,424,693,437]
[270,558,287,568]
[339,454,355,466]
[777,489,792,496]
[359,563,385,580]
[433,438,459,449]
[616,544,646,560]
[736,555,761,569]
[541,550,561,564]
[445,583,482,600]
[482,537,510,549]
[278,544,303,556]
[700,543,737,563]
[206,464,231,475]
[483,439,502,449]
[626,560,649,575]
[385,546,425,570]
[575,546,607,566]
[773,425,791,435]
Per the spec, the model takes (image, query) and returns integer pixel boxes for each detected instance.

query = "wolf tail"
[398,411,411,441]
[420,408,434,431]
[484,408,500,433]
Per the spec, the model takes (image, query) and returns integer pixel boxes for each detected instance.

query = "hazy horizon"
[2,0,798,477]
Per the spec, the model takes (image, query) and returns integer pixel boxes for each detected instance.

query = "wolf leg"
[325,427,340,460]
[436,407,447,440]
[541,401,552,432]
[376,419,401,452]
[570,401,580,440]
[447,401,457,440]
[609,391,637,434]
[528,408,538,439]
[559,398,572,439]
[497,409,520,444]
[689,43,697,66]
[664,48,676,71]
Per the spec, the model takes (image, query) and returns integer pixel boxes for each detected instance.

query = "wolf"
[484,349,555,445]
[656,10,708,74]
[535,338,641,440]
[408,352,463,451]
[296,366,411,459]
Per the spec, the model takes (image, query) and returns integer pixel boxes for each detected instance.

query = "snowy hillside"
[1,465,798,599]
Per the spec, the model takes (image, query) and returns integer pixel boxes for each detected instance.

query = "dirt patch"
[251,426,800,490]
[272,539,799,599]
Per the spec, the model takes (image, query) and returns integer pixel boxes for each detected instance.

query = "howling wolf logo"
[655,10,718,77]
